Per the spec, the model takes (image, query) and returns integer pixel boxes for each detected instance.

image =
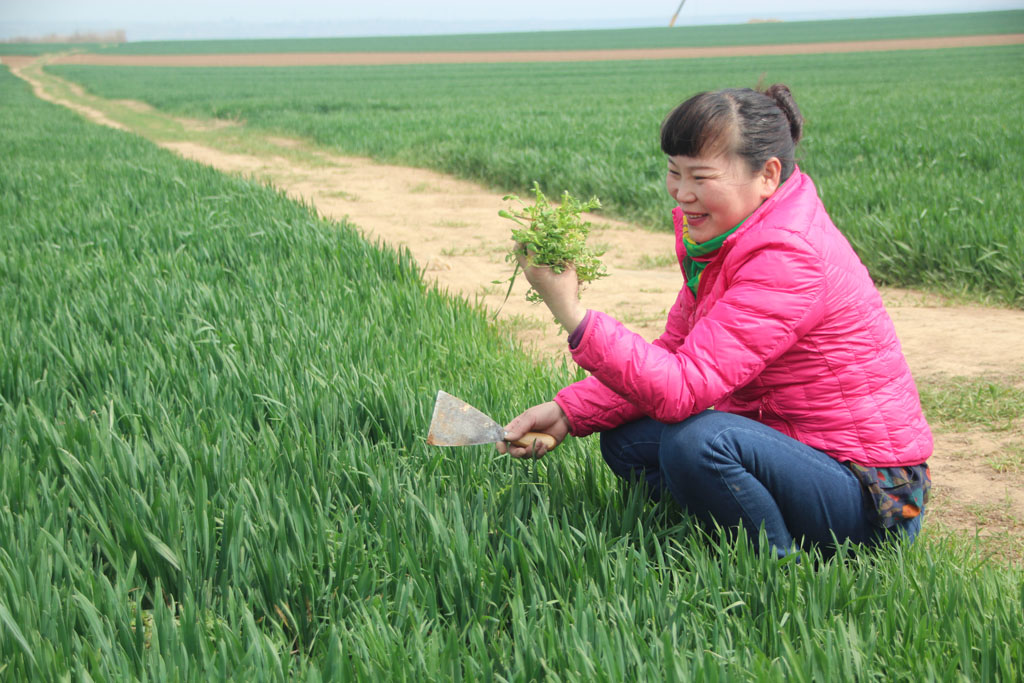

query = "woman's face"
[665,152,780,244]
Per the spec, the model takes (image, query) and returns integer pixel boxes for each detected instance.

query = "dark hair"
[660,84,804,181]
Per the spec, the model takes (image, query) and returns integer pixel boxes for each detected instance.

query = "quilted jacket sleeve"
[554,286,693,436]
[564,232,828,428]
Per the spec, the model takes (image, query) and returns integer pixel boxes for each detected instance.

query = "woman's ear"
[759,157,782,199]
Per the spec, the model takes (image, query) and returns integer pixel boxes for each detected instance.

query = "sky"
[2,0,1022,41]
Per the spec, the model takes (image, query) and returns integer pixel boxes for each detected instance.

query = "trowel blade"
[426,390,506,447]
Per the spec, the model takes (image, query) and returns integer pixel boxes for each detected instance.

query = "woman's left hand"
[516,249,586,334]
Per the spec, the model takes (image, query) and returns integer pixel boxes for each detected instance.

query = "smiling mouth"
[684,212,709,225]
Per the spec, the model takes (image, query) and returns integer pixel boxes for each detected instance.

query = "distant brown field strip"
[38,34,1024,67]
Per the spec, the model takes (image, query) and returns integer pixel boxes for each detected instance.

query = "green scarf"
[682,219,742,298]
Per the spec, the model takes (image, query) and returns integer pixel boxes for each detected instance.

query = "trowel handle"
[510,432,557,451]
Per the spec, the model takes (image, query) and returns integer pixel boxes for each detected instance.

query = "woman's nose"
[672,182,695,203]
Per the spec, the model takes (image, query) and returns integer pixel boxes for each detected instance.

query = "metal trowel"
[427,390,556,451]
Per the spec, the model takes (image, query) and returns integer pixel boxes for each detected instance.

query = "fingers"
[495,402,568,460]
[515,247,529,269]
[506,440,548,459]
[498,415,548,459]
[495,438,541,457]
[515,249,575,286]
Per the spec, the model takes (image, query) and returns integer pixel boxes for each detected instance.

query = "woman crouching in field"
[498,84,932,558]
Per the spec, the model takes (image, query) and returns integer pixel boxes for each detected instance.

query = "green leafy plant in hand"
[495,182,606,311]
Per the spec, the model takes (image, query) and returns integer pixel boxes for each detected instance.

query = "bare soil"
[29,33,1024,67]
[6,43,1024,561]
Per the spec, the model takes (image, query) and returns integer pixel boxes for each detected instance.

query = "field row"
[2,10,1021,56]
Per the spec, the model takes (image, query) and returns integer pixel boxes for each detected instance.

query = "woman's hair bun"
[763,84,803,144]
[661,83,803,182]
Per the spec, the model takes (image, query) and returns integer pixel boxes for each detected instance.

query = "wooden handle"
[510,432,557,450]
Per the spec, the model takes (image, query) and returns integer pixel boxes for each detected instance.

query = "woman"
[498,85,931,557]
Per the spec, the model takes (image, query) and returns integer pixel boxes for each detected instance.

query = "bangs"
[660,91,737,159]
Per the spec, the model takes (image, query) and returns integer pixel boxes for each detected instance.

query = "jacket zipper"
[760,394,795,437]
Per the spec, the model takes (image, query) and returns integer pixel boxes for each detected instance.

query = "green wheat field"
[51,44,1024,307]
[2,12,1023,680]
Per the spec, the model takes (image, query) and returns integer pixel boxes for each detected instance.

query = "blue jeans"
[600,411,922,558]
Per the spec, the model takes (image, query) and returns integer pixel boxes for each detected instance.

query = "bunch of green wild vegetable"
[499,182,606,304]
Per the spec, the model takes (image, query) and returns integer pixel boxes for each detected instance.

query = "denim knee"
[657,411,728,479]
[599,427,633,479]
[599,418,665,496]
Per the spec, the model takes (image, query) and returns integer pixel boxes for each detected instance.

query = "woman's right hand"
[496,401,571,458]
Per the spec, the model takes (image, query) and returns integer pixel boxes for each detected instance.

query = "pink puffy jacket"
[554,169,932,467]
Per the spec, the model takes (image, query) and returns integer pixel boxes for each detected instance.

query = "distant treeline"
[2,29,125,44]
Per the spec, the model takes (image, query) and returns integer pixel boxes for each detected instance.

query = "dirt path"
[28,33,1024,67]
[6,53,1024,561]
